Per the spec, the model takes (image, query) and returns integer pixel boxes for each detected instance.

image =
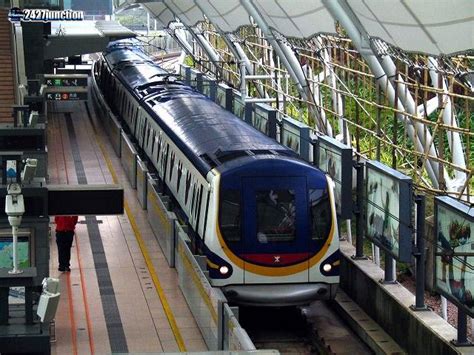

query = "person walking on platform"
[55,216,78,272]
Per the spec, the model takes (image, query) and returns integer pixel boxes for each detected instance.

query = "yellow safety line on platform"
[94,128,187,352]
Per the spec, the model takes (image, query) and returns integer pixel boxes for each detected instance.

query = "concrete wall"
[340,241,467,355]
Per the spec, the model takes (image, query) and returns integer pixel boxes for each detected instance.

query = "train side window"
[256,190,296,242]
[176,161,183,192]
[161,144,169,176]
[145,124,150,146]
[194,186,200,218]
[111,80,116,100]
[191,184,196,213]
[185,172,192,204]
[121,95,126,116]
[219,190,241,242]
[202,191,210,240]
[169,151,175,181]
[138,115,143,139]
[195,186,203,233]
[156,135,162,162]
[122,92,126,115]
[131,104,136,123]
[309,189,331,240]
[149,129,154,149]
[134,108,139,134]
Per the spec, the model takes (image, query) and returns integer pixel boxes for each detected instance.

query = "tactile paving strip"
[65,113,129,353]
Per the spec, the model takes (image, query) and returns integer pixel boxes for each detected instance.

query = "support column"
[452,309,472,346]
[411,194,429,311]
[382,252,396,284]
[168,23,193,55]
[352,161,366,259]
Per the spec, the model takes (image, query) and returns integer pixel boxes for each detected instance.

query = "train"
[92,40,340,306]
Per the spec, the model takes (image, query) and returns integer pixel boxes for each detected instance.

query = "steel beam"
[241,0,324,131]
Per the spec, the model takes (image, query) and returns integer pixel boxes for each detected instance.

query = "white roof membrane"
[142,2,176,28]
[347,0,474,55]
[126,0,474,56]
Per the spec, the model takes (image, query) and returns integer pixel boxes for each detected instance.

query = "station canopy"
[115,0,474,56]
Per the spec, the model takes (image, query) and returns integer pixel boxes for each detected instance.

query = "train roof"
[147,93,294,163]
[116,64,169,90]
[103,44,298,175]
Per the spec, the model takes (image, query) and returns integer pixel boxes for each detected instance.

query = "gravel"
[398,273,472,339]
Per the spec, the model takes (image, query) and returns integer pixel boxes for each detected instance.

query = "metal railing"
[137,33,181,58]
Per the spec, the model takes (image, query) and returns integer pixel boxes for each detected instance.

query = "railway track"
[240,301,373,354]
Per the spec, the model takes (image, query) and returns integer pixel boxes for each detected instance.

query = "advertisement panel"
[366,160,413,262]
[435,196,474,317]
[251,103,277,139]
[317,136,353,219]
[216,83,233,111]
[281,115,310,161]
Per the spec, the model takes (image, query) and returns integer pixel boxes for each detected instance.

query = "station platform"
[47,100,207,354]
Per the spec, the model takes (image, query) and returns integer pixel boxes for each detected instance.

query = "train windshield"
[220,190,241,242]
[309,189,331,240]
[256,190,296,243]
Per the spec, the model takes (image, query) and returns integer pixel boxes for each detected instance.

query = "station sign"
[45,90,87,101]
[44,87,88,101]
[44,74,88,87]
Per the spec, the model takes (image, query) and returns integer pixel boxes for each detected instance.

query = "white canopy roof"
[118,0,474,56]
[348,0,474,55]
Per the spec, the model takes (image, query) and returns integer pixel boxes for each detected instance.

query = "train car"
[92,41,340,306]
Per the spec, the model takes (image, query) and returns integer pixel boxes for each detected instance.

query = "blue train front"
[93,40,340,306]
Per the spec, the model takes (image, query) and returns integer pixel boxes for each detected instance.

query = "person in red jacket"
[55,216,78,272]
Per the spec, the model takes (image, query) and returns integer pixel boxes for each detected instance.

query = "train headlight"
[219,266,229,275]
[322,263,332,272]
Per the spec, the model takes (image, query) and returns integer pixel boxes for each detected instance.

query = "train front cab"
[214,157,339,306]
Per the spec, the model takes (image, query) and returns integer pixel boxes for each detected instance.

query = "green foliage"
[184,55,195,67]
[116,7,147,26]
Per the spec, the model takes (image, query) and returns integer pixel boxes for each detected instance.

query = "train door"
[241,177,309,284]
